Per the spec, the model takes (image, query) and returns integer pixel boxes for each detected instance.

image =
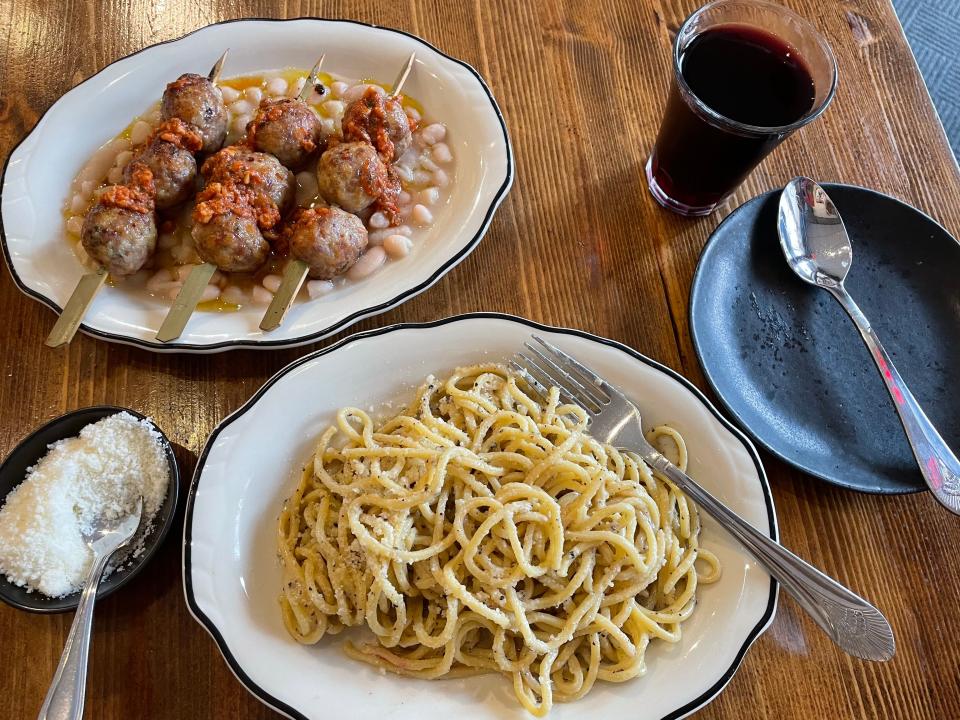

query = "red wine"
[649,24,818,212]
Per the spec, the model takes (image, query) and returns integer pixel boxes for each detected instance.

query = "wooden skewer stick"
[44,266,109,347]
[155,262,217,342]
[297,54,327,102]
[259,53,416,333]
[46,51,229,348]
[389,51,416,98]
[208,49,229,82]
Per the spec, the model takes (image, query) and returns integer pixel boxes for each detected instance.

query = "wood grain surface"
[1,1,958,718]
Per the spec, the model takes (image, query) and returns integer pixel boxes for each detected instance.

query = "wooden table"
[1,1,958,718]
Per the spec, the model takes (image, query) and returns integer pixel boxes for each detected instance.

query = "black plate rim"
[689,182,959,495]
[182,311,778,720]
[0,17,514,352]
[0,405,180,613]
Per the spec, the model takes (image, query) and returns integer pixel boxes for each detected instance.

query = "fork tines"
[510,335,612,413]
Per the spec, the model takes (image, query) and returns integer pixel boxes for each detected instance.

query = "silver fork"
[511,335,895,662]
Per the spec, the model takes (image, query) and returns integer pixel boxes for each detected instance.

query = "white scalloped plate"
[184,314,778,720]
[0,19,512,352]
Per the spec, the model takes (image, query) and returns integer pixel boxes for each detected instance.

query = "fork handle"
[640,449,895,661]
[37,550,110,720]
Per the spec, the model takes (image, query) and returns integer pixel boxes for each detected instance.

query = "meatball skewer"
[259,53,415,332]
[155,143,296,342]
[155,58,322,342]
[247,54,327,169]
[46,51,229,348]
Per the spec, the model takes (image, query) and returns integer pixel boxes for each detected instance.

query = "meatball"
[248,98,324,169]
[161,73,227,153]
[81,203,157,276]
[202,146,295,217]
[316,141,392,213]
[288,206,368,279]
[342,87,413,162]
[124,141,196,209]
[192,212,269,272]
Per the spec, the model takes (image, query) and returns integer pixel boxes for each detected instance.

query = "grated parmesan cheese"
[0,412,169,597]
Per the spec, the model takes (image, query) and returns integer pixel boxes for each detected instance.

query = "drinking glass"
[646,0,837,217]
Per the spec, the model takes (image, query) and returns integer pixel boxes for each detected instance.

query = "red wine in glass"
[646,2,836,217]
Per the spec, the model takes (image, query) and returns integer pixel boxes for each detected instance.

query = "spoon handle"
[37,551,111,720]
[831,287,960,515]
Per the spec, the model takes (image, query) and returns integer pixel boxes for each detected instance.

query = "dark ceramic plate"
[690,184,960,494]
[0,406,179,612]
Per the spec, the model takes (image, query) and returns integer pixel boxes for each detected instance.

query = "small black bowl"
[0,406,179,613]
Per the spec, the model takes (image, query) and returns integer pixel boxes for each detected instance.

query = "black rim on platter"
[689,182,960,494]
[182,311,778,720]
[0,405,179,613]
[0,18,514,352]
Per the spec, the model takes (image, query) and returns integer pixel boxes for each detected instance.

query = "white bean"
[393,165,414,183]
[220,86,240,103]
[80,180,94,196]
[262,274,282,293]
[383,234,413,259]
[411,204,433,226]
[419,187,440,206]
[221,284,246,305]
[244,86,263,104]
[405,106,421,123]
[307,90,324,105]
[130,120,152,146]
[433,169,450,188]
[398,191,412,207]
[320,118,336,136]
[77,138,130,188]
[70,194,88,213]
[200,284,221,302]
[413,170,432,186]
[368,211,389,229]
[342,83,383,104]
[367,229,389,245]
[115,150,134,169]
[323,100,344,119]
[419,156,439,173]
[165,284,185,300]
[158,233,177,249]
[266,77,288,97]
[330,81,348,99]
[107,167,123,185]
[146,268,172,293]
[290,77,307,97]
[432,143,452,164]
[232,113,252,134]
[144,106,162,125]
[65,216,83,235]
[419,123,446,145]
[307,279,335,299]
[174,264,194,281]
[230,99,253,116]
[347,246,386,280]
[252,285,274,304]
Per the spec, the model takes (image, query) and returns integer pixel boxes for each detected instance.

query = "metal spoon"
[778,177,960,514]
[38,498,143,720]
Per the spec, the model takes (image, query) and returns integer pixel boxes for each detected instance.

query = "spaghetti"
[278,365,719,715]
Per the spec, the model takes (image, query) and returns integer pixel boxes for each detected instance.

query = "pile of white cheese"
[0,412,169,597]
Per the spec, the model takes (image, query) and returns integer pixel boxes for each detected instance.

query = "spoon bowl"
[0,406,179,613]
[778,176,853,288]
